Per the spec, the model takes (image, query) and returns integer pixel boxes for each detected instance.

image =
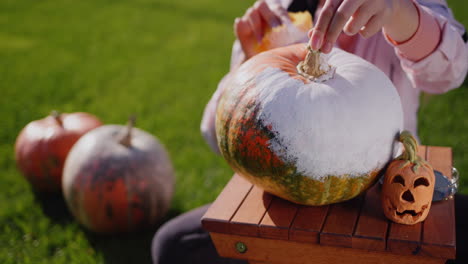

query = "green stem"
[397,130,425,172]
[399,131,418,163]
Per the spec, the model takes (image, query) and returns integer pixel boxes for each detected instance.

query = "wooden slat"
[387,222,423,255]
[289,204,329,243]
[230,186,273,237]
[210,232,446,264]
[421,146,456,259]
[386,146,426,256]
[201,174,253,234]
[426,147,452,177]
[320,196,363,248]
[352,184,388,251]
[259,196,298,240]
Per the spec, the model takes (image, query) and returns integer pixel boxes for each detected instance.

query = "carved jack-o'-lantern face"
[382,160,435,225]
[381,130,435,225]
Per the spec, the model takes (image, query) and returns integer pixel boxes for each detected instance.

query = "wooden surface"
[202,146,455,263]
[211,233,445,264]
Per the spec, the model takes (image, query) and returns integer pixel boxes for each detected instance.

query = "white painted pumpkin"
[216,44,403,205]
[62,119,175,233]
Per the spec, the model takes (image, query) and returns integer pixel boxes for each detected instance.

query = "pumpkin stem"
[396,130,427,173]
[120,115,136,147]
[51,110,63,126]
[296,45,335,82]
[398,131,418,163]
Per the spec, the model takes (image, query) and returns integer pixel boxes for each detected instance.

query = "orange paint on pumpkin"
[241,44,311,84]
[129,194,145,226]
[236,111,284,169]
[82,178,130,232]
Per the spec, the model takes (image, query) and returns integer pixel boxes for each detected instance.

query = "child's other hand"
[309,0,408,53]
[235,0,289,59]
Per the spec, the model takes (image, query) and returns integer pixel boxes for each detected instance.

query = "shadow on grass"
[33,191,75,225]
[83,208,181,264]
[34,191,181,264]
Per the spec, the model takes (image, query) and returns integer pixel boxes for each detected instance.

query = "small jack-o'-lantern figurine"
[381,131,435,225]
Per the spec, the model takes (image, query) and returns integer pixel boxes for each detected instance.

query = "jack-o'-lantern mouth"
[396,209,422,217]
[387,200,429,221]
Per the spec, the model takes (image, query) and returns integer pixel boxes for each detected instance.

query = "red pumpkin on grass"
[62,117,175,233]
[15,111,102,192]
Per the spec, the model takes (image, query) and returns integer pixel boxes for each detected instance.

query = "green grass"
[0,0,467,263]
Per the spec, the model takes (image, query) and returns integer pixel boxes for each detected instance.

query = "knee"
[151,205,211,264]
[151,218,182,264]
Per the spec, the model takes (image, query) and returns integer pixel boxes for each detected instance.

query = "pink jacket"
[201,0,468,153]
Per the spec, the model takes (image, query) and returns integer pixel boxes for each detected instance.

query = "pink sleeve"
[385,0,468,94]
[384,2,441,62]
[200,41,245,154]
[200,74,228,154]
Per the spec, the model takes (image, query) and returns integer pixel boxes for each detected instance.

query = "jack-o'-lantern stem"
[397,130,426,173]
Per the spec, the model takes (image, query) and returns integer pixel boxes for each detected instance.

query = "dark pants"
[152,194,468,264]
[151,204,247,264]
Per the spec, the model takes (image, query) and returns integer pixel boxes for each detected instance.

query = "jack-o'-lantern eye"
[392,175,405,186]
[414,177,429,187]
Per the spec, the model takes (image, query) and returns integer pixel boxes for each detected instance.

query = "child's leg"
[151,204,248,264]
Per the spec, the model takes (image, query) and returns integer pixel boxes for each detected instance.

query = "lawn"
[0,0,466,263]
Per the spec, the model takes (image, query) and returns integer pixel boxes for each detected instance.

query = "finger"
[235,17,257,58]
[343,3,376,35]
[235,17,252,39]
[324,0,362,48]
[321,41,333,53]
[255,0,281,28]
[269,2,290,23]
[246,7,264,42]
[359,13,386,38]
[310,0,337,50]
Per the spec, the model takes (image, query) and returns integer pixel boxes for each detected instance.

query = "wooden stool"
[202,146,456,263]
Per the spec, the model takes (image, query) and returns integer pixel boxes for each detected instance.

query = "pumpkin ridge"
[320,176,332,204]
[230,102,287,175]
[218,78,254,160]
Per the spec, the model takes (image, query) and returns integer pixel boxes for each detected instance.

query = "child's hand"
[235,0,289,59]
[309,0,418,53]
